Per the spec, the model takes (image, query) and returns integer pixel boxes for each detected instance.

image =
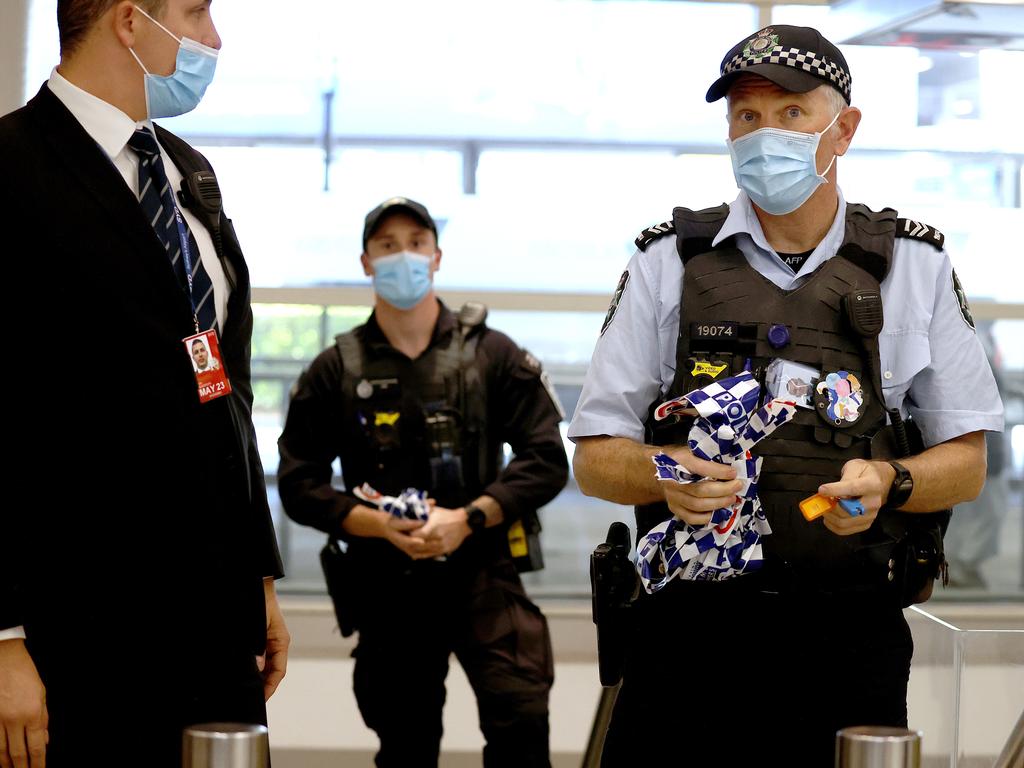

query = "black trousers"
[351,558,553,768]
[33,630,267,768]
[600,577,912,767]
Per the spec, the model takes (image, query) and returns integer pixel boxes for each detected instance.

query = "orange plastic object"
[799,493,836,521]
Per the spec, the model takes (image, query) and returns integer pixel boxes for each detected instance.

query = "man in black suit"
[0,2,289,766]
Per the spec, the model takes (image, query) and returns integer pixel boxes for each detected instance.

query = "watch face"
[467,507,486,530]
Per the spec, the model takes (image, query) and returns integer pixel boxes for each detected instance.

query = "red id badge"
[183,329,232,403]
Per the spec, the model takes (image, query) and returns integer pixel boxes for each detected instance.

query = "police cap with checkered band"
[706,25,852,105]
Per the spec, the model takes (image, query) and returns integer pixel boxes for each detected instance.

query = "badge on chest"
[184,329,232,404]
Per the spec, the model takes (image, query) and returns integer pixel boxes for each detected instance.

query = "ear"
[360,252,373,277]
[110,1,143,49]
[833,106,861,157]
[431,248,442,274]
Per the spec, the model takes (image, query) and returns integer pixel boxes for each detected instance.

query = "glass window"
[196,145,462,287]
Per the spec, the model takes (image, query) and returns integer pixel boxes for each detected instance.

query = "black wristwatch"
[886,461,914,509]
[466,505,487,534]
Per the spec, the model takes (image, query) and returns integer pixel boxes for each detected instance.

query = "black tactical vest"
[334,307,495,510]
[637,203,907,586]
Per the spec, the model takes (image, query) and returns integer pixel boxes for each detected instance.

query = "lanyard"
[173,206,201,333]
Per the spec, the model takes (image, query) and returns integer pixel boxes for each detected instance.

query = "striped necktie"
[128,127,218,332]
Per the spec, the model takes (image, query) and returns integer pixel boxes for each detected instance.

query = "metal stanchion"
[835,726,921,768]
[581,683,620,768]
[182,723,269,768]
[993,707,1024,768]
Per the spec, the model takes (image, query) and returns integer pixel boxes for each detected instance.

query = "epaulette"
[896,218,945,250]
[634,220,675,252]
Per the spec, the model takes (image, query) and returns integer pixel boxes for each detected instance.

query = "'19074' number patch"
[690,322,738,340]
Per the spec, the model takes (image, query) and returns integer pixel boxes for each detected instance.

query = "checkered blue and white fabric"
[723,45,852,104]
[637,372,797,593]
[354,483,431,522]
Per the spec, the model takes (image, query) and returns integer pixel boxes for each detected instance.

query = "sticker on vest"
[690,322,738,341]
[691,360,729,378]
[358,378,400,399]
[765,358,819,409]
[951,269,975,331]
[814,370,865,426]
[599,270,629,336]
[374,411,400,427]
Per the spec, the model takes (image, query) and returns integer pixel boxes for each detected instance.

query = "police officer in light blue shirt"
[570,24,1002,768]
[570,186,1003,449]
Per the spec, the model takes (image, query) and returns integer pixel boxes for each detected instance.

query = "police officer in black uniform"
[278,197,568,768]
[570,26,1002,767]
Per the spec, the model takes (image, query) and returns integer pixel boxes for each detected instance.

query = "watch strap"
[887,460,913,509]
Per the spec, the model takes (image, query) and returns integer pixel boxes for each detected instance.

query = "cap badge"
[743,28,780,61]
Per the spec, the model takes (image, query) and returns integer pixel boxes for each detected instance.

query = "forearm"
[483,448,567,523]
[338,504,392,538]
[278,472,359,536]
[573,435,668,505]
[881,431,987,512]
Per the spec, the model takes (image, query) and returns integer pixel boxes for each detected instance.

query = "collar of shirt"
[710,189,849,290]
[363,299,455,353]
[47,67,152,162]
[47,68,233,327]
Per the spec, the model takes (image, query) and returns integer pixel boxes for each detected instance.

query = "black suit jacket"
[0,85,282,666]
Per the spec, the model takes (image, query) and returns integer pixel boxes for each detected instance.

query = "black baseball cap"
[706,25,852,105]
[362,197,438,250]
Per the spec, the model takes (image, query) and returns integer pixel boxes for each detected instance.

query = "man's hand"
[817,459,893,536]
[340,505,445,560]
[256,579,290,702]
[416,507,472,556]
[0,639,48,768]
[660,447,742,526]
[381,516,447,560]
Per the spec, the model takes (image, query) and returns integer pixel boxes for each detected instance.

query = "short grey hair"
[815,85,847,137]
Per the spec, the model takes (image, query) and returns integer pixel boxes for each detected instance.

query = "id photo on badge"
[189,334,220,373]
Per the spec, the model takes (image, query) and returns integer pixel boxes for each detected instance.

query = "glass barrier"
[907,606,1024,767]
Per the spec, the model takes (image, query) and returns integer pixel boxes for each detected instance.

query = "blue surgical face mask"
[727,110,841,216]
[128,5,218,119]
[371,251,434,310]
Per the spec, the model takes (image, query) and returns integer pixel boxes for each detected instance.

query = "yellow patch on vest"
[374,411,400,427]
[691,361,728,378]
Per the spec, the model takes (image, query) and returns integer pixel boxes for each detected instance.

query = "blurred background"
[3,1,1022,763]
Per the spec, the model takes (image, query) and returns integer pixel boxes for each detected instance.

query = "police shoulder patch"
[519,348,565,419]
[600,269,629,336]
[896,218,945,250]
[520,348,543,375]
[951,269,976,331]
[634,220,675,252]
